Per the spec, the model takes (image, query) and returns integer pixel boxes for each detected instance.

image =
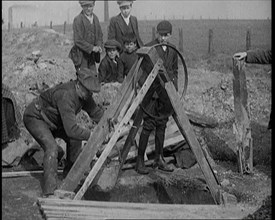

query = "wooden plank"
[165,81,222,205]
[232,59,253,174]
[59,57,144,192]
[2,169,63,178]
[37,198,254,220]
[74,59,163,200]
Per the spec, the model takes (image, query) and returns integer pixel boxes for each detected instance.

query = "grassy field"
[53,19,271,65]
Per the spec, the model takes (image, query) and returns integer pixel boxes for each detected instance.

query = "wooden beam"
[232,58,253,174]
[165,81,222,205]
[74,59,163,200]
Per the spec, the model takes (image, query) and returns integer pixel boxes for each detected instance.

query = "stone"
[37,62,47,69]
[25,92,38,105]
[54,189,75,200]
[221,179,230,187]
[32,50,41,57]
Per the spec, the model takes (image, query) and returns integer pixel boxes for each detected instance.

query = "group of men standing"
[23,0,178,197]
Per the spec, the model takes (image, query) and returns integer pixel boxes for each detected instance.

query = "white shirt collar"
[84,13,94,24]
[121,14,130,25]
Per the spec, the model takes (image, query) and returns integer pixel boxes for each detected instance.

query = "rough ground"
[2,28,271,219]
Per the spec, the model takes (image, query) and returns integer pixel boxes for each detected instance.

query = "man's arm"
[233,49,271,64]
[246,49,271,64]
[108,17,116,40]
[56,93,91,141]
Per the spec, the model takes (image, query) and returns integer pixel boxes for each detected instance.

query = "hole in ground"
[83,175,215,205]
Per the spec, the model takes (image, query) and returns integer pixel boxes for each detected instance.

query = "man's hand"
[92,46,102,53]
[233,52,247,61]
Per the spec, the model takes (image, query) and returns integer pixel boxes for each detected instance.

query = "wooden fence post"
[208,29,213,54]
[50,21,52,29]
[232,58,253,175]
[178,28,183,53]
[152,27,155,41]
[64,21,66,34]
[246,29,251,51]
[8,22,10,32]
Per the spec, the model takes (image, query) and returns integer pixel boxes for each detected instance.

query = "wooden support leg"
[232,59,253,174]
[165,81,222,205]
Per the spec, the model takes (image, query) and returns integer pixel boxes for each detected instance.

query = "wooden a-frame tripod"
[56,46,224,204]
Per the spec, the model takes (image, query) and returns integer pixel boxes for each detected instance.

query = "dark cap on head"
[122,33,137,44]
[79,0,95,7]
[77,68,100,93]
[157,20,172,34]
[104,39,122,52]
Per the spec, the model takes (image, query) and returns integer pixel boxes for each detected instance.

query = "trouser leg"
[63,139,82,178]
[23,102,59,195]
[153,117,173,172]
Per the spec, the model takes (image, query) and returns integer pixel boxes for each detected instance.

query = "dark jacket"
[69,11,103,67]
[39,80,97,140]
[108,14,143,50]
[98,55,124,83]
[120,50,138,77]
[246,49,272,64]
[146,39,178,89]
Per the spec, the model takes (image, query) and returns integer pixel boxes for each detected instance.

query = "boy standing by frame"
[136,20,178,174]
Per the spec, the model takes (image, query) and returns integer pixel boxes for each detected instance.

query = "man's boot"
[135,130,150,174]
[43,148,58,196]
[153,128,174,172]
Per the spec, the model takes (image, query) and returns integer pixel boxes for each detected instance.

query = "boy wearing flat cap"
[98,39,124,83]
[23,68,104,197]
[69,0,103,73]
[108,0,143,52]
[120,32,139,77]
[136,20,178,175]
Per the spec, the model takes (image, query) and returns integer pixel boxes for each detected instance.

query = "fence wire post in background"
[8,22,10,32]
[232,58,253,175]
[64,21,66,34]
[178,28,183,53]
[50,21,52,29]
[246,29,251,51]
[152,27,155,41]
[20,21,23,29]
[208,29,213,55]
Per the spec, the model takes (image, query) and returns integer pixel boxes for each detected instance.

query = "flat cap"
[104,39,122,52]
[79,0,95,7]
[77,67,100,93]
[117,1,134,7]
[157,20,172,34]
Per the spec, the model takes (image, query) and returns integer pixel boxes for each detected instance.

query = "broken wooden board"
[232,58,253,174]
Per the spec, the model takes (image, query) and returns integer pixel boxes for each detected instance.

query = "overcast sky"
[2,0,271,27]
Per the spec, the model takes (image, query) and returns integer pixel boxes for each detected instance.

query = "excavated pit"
[83,169,216,205]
